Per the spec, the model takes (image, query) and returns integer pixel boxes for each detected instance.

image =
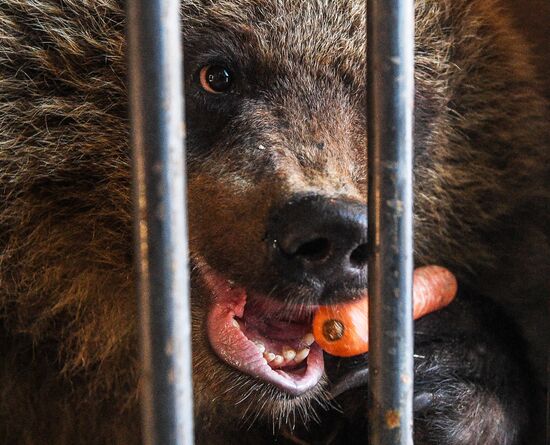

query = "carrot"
[312,265,457,357]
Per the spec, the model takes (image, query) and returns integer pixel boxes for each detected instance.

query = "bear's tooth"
[264,352,276,362]
[294,348,310,363]
[254,341,266,354]
[302,333,315,346]
[271,355,284,366]
[282,346,296,361]
[232,319,239,329]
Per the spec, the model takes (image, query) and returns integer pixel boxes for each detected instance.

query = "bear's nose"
[267,194,368,299]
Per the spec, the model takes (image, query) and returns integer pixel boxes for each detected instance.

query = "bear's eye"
[199,65,233,94]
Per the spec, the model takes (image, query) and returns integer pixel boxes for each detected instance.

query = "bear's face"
[181,0,455,425]
[182,1,369,423]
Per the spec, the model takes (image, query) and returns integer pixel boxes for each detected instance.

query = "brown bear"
[0,0,548,444]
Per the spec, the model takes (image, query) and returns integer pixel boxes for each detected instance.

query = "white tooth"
[294,348,310,363]
[303,333,315,346]
[264,352,276,362]
[254,342,266,354]
[232,319,239,328]
[271,355,284,366]
[282,347,296,361]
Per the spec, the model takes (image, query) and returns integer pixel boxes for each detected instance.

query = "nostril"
[349,243,368,268]
[268,195,369,291]
[293,238,331,262]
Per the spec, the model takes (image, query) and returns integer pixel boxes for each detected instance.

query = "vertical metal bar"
[367,0,415,443]
[127,1,194,444]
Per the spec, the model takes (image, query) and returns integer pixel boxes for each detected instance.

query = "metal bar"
[127,1,194,444]
[367,0,415,443]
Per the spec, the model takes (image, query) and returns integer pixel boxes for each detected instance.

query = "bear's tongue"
[205,272,324,396]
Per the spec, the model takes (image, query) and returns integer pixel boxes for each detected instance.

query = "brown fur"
[0,0,548,444]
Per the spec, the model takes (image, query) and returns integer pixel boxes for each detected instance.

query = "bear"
[0,0,548,444]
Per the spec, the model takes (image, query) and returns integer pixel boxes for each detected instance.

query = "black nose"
[267,194,368,299]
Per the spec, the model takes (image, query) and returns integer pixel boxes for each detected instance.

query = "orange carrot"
[312,265,457,357]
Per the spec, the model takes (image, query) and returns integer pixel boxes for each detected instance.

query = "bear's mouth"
[204,270,324,396]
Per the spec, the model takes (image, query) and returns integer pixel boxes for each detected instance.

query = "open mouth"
[204,262,457,397]
[204,270,324,396]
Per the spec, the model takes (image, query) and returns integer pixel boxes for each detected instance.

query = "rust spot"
[165,339,174,356]
[322,319,345,341]
[401,373,412,385]
[167,368,175,384]
[385,409,401,429]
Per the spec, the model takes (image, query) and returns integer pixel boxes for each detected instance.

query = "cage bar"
[367,0,415,444]
[127,1,194,444]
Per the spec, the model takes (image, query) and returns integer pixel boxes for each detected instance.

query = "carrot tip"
[322,319,345,341]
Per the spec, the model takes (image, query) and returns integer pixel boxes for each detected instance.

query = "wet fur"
[0,0,548,444]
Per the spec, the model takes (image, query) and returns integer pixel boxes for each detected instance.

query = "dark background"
[506,0,550,98]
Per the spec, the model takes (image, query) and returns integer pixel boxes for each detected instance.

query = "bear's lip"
[203,269,324,396]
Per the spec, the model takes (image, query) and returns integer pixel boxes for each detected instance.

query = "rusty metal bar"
[367,0,415,443]
[127,0,194,444]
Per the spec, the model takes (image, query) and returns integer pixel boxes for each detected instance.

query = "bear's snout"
[266,194,368,303]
